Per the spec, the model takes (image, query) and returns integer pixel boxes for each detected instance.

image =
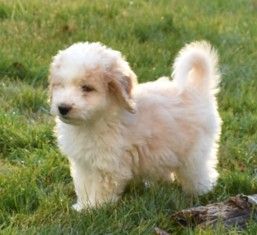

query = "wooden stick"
[171,194,257,229]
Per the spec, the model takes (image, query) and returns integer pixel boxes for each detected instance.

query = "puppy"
[49,41,222,211]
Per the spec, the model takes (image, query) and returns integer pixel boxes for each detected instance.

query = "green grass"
[0,0,257,234]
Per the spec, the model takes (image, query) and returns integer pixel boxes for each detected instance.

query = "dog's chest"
[56,123,124,166]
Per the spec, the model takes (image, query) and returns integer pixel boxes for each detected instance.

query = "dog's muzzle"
[58,104,72,116]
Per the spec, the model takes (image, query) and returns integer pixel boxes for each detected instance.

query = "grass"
[0,0,257,234]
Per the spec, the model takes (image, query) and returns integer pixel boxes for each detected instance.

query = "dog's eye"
[52,82,62,88]
[81,85,95,92]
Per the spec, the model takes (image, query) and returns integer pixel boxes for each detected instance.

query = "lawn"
[0,0,257,234]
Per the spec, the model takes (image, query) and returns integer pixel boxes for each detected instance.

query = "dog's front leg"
[70,161,129,211]
[70,163,98,211]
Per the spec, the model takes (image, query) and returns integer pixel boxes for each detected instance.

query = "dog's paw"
[72,202,84,212]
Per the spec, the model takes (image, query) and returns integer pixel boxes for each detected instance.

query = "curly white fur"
[49,41,222,211]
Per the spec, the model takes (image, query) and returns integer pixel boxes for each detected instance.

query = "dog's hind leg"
[174,139,219,195]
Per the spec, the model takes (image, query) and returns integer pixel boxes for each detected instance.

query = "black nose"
[58,105,71,115]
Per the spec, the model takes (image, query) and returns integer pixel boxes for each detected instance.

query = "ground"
[0,0,257,234]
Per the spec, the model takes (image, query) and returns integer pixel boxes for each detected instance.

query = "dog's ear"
[108,71,136,113]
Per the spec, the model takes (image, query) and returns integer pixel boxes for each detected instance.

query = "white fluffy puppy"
[49,41,222,211]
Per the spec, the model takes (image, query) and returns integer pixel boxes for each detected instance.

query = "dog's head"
[49,42,137,124]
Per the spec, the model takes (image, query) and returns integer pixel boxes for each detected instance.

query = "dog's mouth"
[59,116,72,123]
[58,115,85,125]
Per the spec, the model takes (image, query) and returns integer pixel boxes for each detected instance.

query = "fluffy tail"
[172,41,220,94]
